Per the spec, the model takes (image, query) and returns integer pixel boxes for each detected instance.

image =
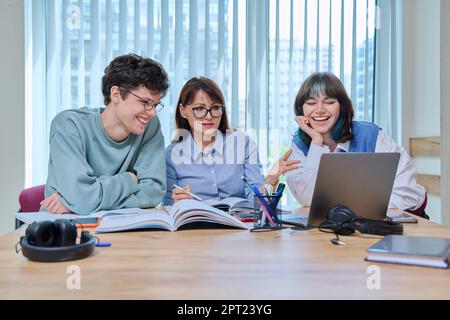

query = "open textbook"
[16,200,250,233]
[95,199,250,233]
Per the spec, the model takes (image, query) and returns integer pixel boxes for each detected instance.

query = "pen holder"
[252,194,283,231]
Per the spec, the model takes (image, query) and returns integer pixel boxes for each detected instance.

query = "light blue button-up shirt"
[162,130,265,205]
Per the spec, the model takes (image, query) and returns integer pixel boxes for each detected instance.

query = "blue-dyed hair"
[294,72,354,145]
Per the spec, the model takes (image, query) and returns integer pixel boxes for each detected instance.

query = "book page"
[95,209,175,233]
[169,199,250,230]
[220,197,252,209]
[202,198,224,208]
[202,197,252,210]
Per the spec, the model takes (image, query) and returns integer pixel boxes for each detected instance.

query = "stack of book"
[366,235,450,269]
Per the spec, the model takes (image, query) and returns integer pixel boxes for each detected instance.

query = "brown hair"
[293,72,354,144]
[175,77,230,134]
[101,54,169,105]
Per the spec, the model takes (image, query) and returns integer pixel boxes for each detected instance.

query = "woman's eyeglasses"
[184,103,224,119]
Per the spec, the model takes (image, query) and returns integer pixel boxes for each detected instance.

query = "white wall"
[441,0,450,226]
[0,0,25,235]
[401,0,441,223]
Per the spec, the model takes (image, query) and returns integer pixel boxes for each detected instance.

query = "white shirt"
[286,130,426,210]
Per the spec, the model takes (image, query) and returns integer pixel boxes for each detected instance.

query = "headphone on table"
[319,204,404,236]
[17,219,96,262]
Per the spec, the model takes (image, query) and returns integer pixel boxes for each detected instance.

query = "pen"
[260,207,267,226]
[242,177,279,224]
[275,182,285,194]
[257,198,275,225]
[173,184,203,201]
[264,184,273,196]
[242,177,255,193]
[271,183,286,207]
[96,242,112,247]
[242,177,269,199]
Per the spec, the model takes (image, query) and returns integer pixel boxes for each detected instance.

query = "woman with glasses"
[162,77,299,205]
[285,72,427,217]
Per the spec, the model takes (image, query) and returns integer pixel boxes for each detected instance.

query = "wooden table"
[1,211,450,299]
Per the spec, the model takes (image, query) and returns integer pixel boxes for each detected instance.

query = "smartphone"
[389,212,418,223]
[74,217,99,228]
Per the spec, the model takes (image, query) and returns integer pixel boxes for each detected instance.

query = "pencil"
[173,184,203,201]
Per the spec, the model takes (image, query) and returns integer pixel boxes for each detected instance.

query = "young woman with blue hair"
[286,72,427,217]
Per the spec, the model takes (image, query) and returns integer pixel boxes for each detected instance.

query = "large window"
[26,0,377,205]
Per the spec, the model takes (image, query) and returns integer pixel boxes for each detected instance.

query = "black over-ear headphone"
[18,219,96,262]
[320,204,404,236]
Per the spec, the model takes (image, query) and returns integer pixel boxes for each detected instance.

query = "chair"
[406,192,429,219]
[16,184,45,229]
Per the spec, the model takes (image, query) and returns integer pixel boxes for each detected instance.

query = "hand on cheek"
[295,116,323,146]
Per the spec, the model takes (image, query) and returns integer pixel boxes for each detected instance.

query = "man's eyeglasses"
[184,103,224,119]
[120,87,164,113]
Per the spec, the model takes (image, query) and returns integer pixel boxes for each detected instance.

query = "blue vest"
[292,121,380,156]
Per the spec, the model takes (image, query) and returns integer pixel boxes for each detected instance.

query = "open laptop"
[281,152,401,228]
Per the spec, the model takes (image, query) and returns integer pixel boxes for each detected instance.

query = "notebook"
[203,197,253,213]
[15,208,141,224]
[366,235,450,268]
[95,199,250,233]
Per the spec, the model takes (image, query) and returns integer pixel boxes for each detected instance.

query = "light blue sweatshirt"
[43,107,166,214]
